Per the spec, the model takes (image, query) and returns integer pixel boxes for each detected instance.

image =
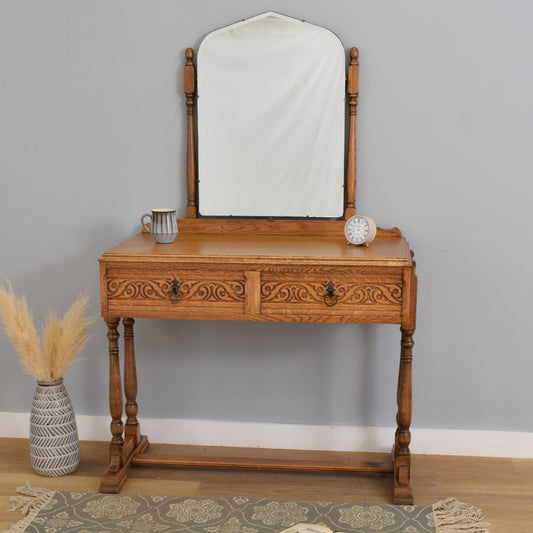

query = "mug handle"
[141,213,152,232]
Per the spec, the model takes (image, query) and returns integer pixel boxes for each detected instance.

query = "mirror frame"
[182,15,360,230]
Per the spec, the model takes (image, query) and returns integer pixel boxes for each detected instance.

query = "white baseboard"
[1,412,532,458]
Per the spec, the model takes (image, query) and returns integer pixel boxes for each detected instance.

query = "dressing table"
[98,13,417,504]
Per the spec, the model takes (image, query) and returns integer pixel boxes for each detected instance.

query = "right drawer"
[259,266,404,323]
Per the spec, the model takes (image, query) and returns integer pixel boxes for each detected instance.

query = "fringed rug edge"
[432,497,491,532]
[2,483,55,533]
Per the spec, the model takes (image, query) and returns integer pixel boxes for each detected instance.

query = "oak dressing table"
[98,13,417,504]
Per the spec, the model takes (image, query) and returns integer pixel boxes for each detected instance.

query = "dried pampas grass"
[0,283,95,382]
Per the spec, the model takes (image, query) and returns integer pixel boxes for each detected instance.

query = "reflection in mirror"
[197,12,345,218]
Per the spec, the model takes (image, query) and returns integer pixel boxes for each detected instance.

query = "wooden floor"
[1,438,531,532]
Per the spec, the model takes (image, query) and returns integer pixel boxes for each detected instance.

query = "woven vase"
[29,378,80,476]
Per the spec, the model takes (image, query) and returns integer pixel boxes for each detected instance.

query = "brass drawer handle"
[324,281,338,307]
[168,278,183,303]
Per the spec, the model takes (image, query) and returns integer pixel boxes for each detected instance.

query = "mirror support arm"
[185,48,197,218]
[345,47,359,219]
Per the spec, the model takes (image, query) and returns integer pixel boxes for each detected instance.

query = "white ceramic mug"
[141,208,178,243]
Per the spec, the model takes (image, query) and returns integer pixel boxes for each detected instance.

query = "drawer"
[259,267,404,322]
[105,264,246,316]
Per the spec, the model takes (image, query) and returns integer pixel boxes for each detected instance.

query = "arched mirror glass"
[197,12,345,218]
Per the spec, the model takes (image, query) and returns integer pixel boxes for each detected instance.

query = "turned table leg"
[393,259,417,505]
[105,319,123,474]
[393,327,414,504]
[123,318,141,447]
[100,317,149,493]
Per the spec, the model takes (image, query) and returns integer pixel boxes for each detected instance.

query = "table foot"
[392,452,413,504]
[99,435,149,493]
[393,483,414,505]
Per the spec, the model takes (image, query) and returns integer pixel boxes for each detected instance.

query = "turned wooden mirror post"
[185,47,197,219]
[345,47,359,219]
[99,12,416,504]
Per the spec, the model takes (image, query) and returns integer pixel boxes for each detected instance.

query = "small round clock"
[344,214,377,246]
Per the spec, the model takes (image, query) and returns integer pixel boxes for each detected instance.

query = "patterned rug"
[4,484,490,533]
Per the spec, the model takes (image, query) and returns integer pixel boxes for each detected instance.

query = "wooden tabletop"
[100,232,412,267]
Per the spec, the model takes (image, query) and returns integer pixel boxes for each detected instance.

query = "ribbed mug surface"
[141,208,178,243]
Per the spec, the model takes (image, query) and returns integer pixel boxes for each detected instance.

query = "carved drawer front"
[259,267,404,322]
[106,265,246,314]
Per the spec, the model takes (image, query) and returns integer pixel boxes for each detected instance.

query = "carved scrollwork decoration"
[261,283,313,303]
[261,281,402,305]
[108,278,245,303]
[349,284,402,304]
[191,281,245,301]
[107,279,170,300]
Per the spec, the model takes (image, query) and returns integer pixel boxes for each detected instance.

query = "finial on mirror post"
[350,47,359,65]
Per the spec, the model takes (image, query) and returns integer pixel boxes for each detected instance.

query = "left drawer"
[102,264,246,319]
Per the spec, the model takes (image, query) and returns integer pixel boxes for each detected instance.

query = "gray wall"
[1,1,531,433]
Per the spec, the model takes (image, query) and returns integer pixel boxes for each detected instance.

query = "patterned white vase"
[29,378,80,476]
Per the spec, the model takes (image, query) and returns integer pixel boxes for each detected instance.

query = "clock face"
[345,216,370,244]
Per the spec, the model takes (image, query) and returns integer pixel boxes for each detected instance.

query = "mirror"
[196,12,346,218]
